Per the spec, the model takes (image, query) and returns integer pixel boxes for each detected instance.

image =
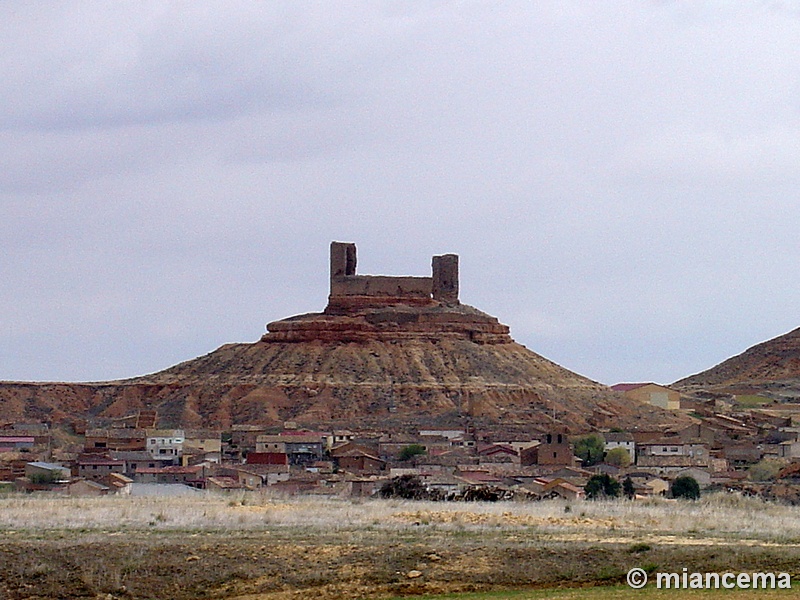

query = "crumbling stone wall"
[328,241,458,304]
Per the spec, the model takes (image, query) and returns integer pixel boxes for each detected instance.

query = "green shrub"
[574,434,605,467]
[671,475,700,500]
[584,474,620,499]
[398,444,426,461]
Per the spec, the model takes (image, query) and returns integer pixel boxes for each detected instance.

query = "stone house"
[104,472,133,495]
[477,444,519,464]
[674,467,712,488]
[0,436,35,452]
[84,429,146,453]
[721,443,763,467]
[257,433,324,466]
[602,432,635,462]
[73,454,126,480]
[109,450,174,476]
[611,383,681,410]
[633,476,670,497]
[246,451,289,466]
[335,449,386,473]
[182,430,222,463]
[25,461,70,483]
[547,480,584,501]
[637,440,710,471]
[66,479,111,496]
[324,430,355,449]
[779,440,800,459]
[133,464,206,486]
[206,476,244,492]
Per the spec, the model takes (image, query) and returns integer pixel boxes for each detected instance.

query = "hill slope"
[0,308,687,433]
[675,327,800,399]
[0,242,690,433]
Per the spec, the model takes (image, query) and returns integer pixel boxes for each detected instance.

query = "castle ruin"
[262,242,511,344]
[327,241,459,312]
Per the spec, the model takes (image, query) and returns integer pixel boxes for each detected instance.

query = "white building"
[146,429,185,460]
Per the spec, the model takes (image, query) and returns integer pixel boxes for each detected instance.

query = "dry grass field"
[0,491,798,599]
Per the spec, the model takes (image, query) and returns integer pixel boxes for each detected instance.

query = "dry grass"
[0,491,798,544]
[1,492,798,599]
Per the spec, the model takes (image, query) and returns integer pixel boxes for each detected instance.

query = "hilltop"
[0,243,687,434]
[675,326,800,400]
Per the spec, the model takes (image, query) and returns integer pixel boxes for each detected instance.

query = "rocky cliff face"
[675,327,800,399]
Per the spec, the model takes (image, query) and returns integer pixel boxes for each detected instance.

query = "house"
[636,440,710,472]
[779,440,800,459]
[227,425,271,460]
[634,477,670,497]
[84,429,146,453]
[133,464,206,486]
[547,480,585,501]
[146,429,184,460]
[335,449,386,473]
[611,383,681,410]
[221,464,291,489]
[674,467,712,488]
[1,423,50,447]
[324,430,355,449]
[477,444,519,464]
[0,436,35,452]
[66,479,111,496]
[348,478,382,497]
[255,436,286,454]
[454,467,504,486]
[103,472,133,495]
[258,433,324,465]
[722,443,763,467]
[73,454,126,480]
[246,451,289,466]
[602,432,635,462]
[25,462,70,483]
[109,450,175,476]
[206,476,244,492]
[182,430,222,463]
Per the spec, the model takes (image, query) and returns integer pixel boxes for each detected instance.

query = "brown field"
[0,491,798,599]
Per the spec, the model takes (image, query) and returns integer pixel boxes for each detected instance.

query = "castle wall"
[328,241,459,304]
[331,275,433,298]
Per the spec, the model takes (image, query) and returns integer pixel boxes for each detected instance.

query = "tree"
[671,475,700,500]
[623,476,636,500]
[605,447,632,468]
[574,434,605,467]
[584,474,621,499]
[398,444,427,462]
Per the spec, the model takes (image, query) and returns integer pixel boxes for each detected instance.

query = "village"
[3,381,800,502]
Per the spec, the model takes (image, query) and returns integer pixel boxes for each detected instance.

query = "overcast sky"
[3,1,800,386]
